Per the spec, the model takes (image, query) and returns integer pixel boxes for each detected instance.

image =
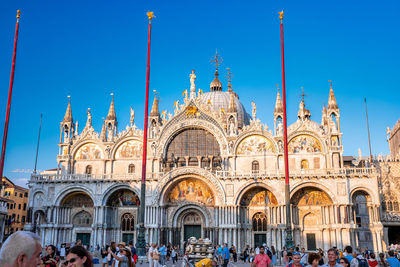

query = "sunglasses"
[339,261,346,264]
[63,257,79,265]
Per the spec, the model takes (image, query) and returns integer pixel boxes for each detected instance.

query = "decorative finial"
[276,84,280,93]
[279,10,284,23]
[210,50,223,73]
[147,11,155,22]
[16,10,21,22]
[328,80,333,89]
[110,92,114,100]
[300,87,306,102]
[67,95,71,103]
[226,67,233,91]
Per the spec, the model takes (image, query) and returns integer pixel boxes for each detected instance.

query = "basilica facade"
[25,66,386,253]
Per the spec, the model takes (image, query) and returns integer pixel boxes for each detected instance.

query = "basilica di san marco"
[24,63,388,254]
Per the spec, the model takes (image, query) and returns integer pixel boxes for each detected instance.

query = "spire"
[321,101,328,125]
[210,50,223,91]
[226,68,233,92]
[63,96,73,123]
[327,80,338,111]
[274,86,283,118]
[150,90,160,116]
[106,93,117,121]
[228,91,237,113]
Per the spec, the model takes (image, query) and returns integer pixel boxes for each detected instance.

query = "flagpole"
[33,114,43,174]
[0,10,21,190]
[364,98,372,163]
[279,10,294,250]
[137,11,155,258]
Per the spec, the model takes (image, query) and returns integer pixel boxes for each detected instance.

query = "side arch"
[290,182,338,205]
[234,181,283,205]
[350,186,378,204]
[234,132,278,156]
[102,183,140,206]
[70,140,105,160]
[169,203,213,228]
[287,131,327,153]
[55,186,96,206]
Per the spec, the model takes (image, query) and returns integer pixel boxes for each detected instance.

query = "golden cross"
[210,50,223,71]
[276,84,280,93]
[328,80,333,89]
[226,68,233,86]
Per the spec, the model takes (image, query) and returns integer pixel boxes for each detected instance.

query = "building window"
[128,164,135,174]
[301,159,309,169]
[252,212,267,232]
[14,192,17,197]
[17,214,19,222]
[121,213,135,231]
[252,161,259,174]
[18,204,21,210]
[13,203,16,209]
[19,193,22,198]
[72,211,93,226]
[22,216,25,223]
[85,165,92,175]
[24,192,28,197]
[23,203,26,211]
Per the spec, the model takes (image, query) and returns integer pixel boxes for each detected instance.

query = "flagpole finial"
[279,10,284,23]
[16,10,21,22]
[147,11,155,22]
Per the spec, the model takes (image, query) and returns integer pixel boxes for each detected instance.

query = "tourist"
[42,245,60,267]
[113,242,126,267]
[243,245,249,263]
[322,248,341,267]
[252,246,271,267]
[300,248,308,266]
[318,249,325,266]
[256,246,260,255]
[353,252,369,267]
[368,253,378,267]
[101,245,109,267]
[171,246,177,267]
[148,244,155,267]
[387,251,400,267]
[250,248,255,263]
[344,247,354,263]
[0,231,42,267]
[111,247,133,267]
[283,247,289,266]
[217,245,222,264]
[159,243,167,267]
[271,246,277,267]
[377,253,389,267]
[222,243,230,267]
[339,258,350,267]
[65,245,93,267]
[308,253,321,267]
[152,245,160,267]
[230,245,237,262]
[108,242,117,267]
[286,252,302,267]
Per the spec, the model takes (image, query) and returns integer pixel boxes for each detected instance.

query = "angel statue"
[251,102,256,120]
[130,107,135,126]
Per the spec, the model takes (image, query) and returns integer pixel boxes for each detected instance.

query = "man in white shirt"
[148,244,155,267]
[255,246,260,255]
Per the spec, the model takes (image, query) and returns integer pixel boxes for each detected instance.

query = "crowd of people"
[0,231,399,267]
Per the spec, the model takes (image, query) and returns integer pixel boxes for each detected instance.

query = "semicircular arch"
[169,203,213,228]
[157,119,229,159]
[289,182,337,205]
[72,141,105,160]
[55,186,95,206]
[350,186,377,204]
[288,131,326,153]
[102,184,140,206]
[155,167,226,206]
[235,181,282,205]
[234,133,278,156]
[111,138,143,160]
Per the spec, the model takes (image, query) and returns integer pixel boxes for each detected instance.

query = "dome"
[210,71,223,91]
[199,91,250,127]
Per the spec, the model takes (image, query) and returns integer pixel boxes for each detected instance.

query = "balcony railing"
[30,167,376,183]
[215,167,376,179]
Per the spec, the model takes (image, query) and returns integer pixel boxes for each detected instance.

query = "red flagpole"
[137,11,155,256]
[279,10,294,249]
[0,10,21,184]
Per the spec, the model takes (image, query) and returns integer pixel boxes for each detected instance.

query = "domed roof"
[210,70,223,91]
[199,91,250,127]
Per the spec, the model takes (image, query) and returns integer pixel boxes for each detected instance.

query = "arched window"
[252,212,267,231]
[394,202,399,211]
[301,160,309,169]
[121,213,135,231]
[72,211,92,226]
[128,164,135,174]
[252,161,259,174]
[85,165,92,175]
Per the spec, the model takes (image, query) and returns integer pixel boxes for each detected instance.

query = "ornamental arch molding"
[154,167,226,206]
[102,183,140,206]
[157,119,229,159]
[71,140,105,160]
[169,203,213,228]
[55,186,96,206]
[234,181,283,205]
[234,132,278,156]
[289,181,338,205]
[350,186,378,205]
[110,137,143,160]
[287,131,328,153]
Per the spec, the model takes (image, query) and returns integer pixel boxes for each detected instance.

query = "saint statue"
[86,108,92,127]
[130,107,135,126]
[190,70,196,92]
[277,120,283,136]
[229,117,235,136]
[251,102,256,120]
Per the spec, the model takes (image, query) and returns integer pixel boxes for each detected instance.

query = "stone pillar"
[372,230,378,252]
[377,230,383,252]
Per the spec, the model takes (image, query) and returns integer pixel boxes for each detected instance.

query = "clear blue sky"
[1,0,399,187]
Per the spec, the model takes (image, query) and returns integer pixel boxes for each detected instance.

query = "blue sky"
[0,0,399,187]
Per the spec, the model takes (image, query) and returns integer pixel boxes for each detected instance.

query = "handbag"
[153,252,160,260]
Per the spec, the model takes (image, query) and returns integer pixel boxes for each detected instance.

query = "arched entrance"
[105,188,139,244]
[60,191,94,247]
[291,187,333,250]
[239,187,278,248]
[164,177,215,246]
[352,190,373,250]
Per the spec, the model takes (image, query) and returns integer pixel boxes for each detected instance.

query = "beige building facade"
[25,67,386,252]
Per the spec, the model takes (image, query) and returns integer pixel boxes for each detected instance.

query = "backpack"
[357,258,369,267]
[266,250,272,259]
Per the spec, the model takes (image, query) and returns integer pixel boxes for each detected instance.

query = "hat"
[118,242,126,247]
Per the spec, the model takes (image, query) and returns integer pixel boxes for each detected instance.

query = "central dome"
[199,91,250,127]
